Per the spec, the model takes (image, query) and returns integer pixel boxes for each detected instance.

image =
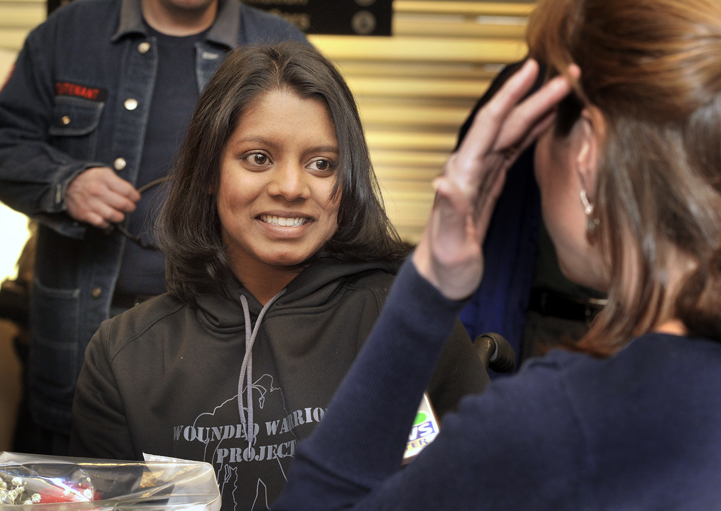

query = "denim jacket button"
[124,98,138,111]
[91,287,102,298]
[61,115,71,125]
[113,157,127,171]
[138,42,151,54]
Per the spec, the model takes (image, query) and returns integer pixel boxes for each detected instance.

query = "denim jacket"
[0,0,306,435]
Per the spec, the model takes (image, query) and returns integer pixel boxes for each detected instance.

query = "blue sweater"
[273,259,721,510]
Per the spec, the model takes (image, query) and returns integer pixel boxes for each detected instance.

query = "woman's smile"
[259,214,310,228]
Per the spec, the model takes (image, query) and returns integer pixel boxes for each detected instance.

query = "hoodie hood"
[196,257,400,331]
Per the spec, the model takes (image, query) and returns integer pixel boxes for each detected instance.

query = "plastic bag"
[0,452,220,510]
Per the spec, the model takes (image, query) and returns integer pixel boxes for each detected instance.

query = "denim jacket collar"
[112,0,240,48]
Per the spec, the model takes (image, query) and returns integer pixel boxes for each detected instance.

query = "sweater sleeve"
[272,257,466,510]
[272,259,588,511]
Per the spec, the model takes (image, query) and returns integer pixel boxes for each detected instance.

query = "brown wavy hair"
[156,42,407,306]
[527,0,721,354]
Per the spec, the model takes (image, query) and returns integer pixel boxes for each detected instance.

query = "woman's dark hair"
[157,41,407,305]
[527,0,721,354]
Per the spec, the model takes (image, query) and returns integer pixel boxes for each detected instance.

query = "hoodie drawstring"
[238,289,286,446]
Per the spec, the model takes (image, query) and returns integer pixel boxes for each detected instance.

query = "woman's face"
[534,119,608,291]
[217,89,341,277]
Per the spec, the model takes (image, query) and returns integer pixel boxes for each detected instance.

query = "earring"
[580,190,599,235]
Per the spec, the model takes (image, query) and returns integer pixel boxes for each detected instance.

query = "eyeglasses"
[112,177,168,251]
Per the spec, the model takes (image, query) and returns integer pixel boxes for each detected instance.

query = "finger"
[99,204,128,225]
[462,59,538,148]
[481,59,541,130]
[82,210,112,229]
[67,191,133,224]
[99,191,138,214]
[80,197,126,225]
[473,111,556,216]
[495,66,578,151]
[501,110,557,164]
[104,174,141,203]
[450,59,538,172]
[447,60,544,192]
[520,110,556,151]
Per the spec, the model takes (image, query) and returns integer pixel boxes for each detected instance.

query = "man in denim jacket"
[0,0,306,455]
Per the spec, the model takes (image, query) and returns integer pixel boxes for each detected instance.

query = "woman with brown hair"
[271,0,721,508]
[69,42,485,511]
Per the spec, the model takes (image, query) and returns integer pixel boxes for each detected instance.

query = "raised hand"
[413,59,579,300]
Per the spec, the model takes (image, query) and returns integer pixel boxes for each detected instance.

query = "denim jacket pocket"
[49,96,104,160]
[29,276,81,395]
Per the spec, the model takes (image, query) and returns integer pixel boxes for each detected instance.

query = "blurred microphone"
[474,332,515,373]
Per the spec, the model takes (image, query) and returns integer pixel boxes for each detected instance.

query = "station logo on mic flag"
[403,393,440,463]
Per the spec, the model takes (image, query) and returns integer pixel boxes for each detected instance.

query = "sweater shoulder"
[342,267,396,301]
[345,266,396,288]
[97,294,186,357]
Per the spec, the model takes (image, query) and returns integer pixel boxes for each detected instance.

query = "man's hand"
[413,59,579,300]
[65,167,141,228]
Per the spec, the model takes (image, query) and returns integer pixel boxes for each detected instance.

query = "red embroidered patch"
[55,82,107,101]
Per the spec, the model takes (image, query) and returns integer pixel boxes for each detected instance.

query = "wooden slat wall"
[0,0,45,50]
[313,1,532,242]
[0,0,533,243]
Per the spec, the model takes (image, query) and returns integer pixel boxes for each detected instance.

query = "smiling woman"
[69,41,488,511]
[217,89,342,304]
[155,42,414,307]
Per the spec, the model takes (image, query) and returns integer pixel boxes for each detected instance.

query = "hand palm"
[414,59,578,300]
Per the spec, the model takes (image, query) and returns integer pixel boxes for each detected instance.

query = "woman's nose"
[267,162,311,201]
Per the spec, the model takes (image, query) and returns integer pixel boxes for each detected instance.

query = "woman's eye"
[251,153,268,165]
[240,152,271,169]
[310,159,335,173]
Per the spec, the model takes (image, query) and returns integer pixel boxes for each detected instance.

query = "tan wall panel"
[382,199,431,230]
[395,1,534,16]
[0,29,29,50]
[393,19,526,39]
[366,130,457,151]
[0,5,45,27]
[374,166,443,182]
[346,75,491,99]
[312,2,531,242]
[335,61,500,79]
[359,104,471,127]
[0,0,43,50]
[370,150,448,168]
[309,35,527,64]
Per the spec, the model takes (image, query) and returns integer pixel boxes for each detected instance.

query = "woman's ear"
[575,106,605,194]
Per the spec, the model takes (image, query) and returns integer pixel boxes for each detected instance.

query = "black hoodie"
[70,257,487,510]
